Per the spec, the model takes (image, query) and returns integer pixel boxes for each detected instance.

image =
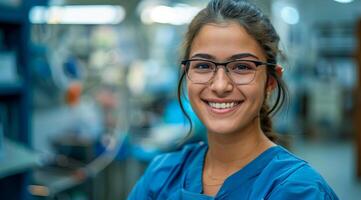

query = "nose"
[209,67,234,96]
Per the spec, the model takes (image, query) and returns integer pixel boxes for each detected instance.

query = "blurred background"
[0,0,360,199]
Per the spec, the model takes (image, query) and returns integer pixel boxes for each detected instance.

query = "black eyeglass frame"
[181,58,277,84]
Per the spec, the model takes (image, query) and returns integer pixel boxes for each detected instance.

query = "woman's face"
[186,21,269,136]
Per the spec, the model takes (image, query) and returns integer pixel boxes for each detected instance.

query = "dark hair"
[177,0,288,143]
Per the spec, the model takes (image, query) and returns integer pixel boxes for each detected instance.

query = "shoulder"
[265,147,339,199]
[148,141,206,172]
[128,142,206,199]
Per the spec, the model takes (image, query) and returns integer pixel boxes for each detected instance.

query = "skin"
[185,21,282,196]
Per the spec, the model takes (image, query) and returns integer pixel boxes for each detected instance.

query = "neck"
[205,119,275,172]
[202,117,276,196]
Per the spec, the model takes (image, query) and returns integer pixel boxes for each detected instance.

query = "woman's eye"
[194,63,212,69]
[235,64,252,70]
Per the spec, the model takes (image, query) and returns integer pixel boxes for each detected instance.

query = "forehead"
[190,22,266,61]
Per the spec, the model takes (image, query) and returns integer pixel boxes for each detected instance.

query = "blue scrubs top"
[128,142,339,200]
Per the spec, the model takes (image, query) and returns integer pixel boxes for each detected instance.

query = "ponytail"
[260,100,291,147]
[260,102,280,143]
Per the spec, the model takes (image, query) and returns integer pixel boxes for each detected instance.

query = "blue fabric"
[128,142,339,200]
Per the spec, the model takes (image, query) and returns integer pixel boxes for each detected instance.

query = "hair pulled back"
[177,0,288,143]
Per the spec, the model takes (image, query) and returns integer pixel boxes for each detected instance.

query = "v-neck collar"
[182,144,282,198]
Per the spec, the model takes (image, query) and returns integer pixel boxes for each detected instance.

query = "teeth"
[208,102,238,109]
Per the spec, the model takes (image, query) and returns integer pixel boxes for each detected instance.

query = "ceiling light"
[29,5,126,25]
[140,4,201,25]
[280,6,299,25]
[333,0,354,3]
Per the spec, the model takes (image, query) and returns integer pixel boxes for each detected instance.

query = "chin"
[205,121,242,135]
[203,116,257,136]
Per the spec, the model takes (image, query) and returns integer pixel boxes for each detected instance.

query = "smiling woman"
[128,0,339,199]
[184,22,278,138]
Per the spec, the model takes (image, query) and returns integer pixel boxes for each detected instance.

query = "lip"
[203,98,241,103]
[202,99,243,115]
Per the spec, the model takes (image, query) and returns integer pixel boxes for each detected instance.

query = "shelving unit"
[0,2,31,143]
[356,19,361,180]
[0,6,24,23]
[0,139,40,179]
[28,134,126,199]
[304,22,357,139]
[0,81,23,96]
[0,1,41,200]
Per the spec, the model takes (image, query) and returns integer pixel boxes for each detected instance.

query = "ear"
[267,64,283,91]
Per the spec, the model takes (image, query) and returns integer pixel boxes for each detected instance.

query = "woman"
[128,0,339,199]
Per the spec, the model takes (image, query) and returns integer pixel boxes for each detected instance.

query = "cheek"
[243,73,268,103]
[241,85,264,102]
[186,82,206,118]
[186,82,192,99]
[186,82,198,106]
[255,70,268,93]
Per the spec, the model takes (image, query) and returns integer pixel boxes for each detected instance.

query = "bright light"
[141,4,201,25]
[30,5,126,24]
[280,6,299,25]
[149,6,174,24]
[333,0,354,3]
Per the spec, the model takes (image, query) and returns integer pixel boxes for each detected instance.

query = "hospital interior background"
[0,0,361,199]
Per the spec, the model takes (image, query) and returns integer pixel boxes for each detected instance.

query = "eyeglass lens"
[186,60,257,84]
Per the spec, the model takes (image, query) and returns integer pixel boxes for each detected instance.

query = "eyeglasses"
[181,59,276,85]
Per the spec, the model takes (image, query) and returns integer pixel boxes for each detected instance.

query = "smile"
[208,102,240,109]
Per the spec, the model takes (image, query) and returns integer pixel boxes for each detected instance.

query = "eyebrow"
[229,53,260,60]
[190,53,215,60]
[190,53,260,60]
